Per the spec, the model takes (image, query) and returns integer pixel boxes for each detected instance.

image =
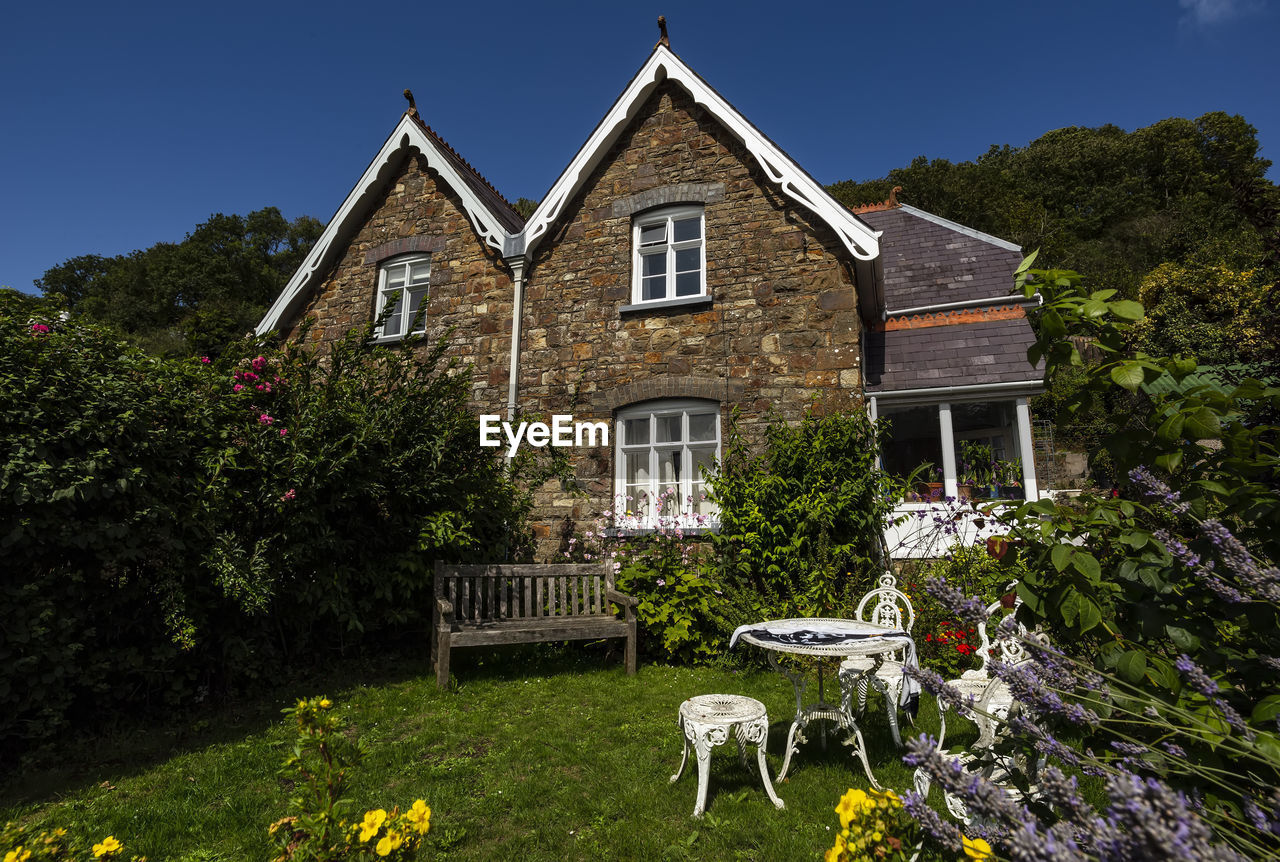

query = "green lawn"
[3,647,972,860]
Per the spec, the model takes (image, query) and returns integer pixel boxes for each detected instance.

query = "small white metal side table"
[670,694,785,817]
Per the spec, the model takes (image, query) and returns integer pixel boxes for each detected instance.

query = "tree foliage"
[35,207,322,358]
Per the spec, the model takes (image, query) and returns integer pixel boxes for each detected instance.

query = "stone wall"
[280,152,513,414]
[519,82,864,557]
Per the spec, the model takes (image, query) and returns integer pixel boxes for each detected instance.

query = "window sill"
[368,332,426,346]
[619,295,713,315]
[603,525,718,538]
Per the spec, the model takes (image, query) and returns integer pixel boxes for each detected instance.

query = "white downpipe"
[505,257,526,421]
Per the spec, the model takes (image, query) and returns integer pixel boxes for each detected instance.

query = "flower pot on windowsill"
[956,484,978,500]
[914,482,945,502]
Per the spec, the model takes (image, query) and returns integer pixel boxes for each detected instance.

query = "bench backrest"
[434,562,617,623]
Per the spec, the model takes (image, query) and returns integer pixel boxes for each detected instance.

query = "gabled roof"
[508,45,880,266]
[256,114,523,335]
[856,203,1023,311]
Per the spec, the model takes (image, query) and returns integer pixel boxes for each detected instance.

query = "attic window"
[376,254,430,338]
[632,206,705,304]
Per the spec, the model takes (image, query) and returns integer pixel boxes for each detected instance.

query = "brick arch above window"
[611,182,726,220]
[593,375,744,414]
[363,235,447,265]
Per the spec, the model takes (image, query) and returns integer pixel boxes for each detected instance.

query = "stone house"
[257,42,1044,559]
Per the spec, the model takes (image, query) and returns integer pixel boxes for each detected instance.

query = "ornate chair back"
[854,573,916,634]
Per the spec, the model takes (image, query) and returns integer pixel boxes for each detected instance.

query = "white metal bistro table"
[732,618,918,790]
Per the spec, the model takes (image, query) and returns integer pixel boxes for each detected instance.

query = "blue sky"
[2,0,1277,295]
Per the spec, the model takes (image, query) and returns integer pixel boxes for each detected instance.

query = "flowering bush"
[0,823,141,861]
[898,259,1280,859]
[270,697,431,862]
[564,491,725,663]
[823,787,922,862]
[0,291,540,754]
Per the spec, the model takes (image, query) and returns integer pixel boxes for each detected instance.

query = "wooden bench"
[431,562,638,688]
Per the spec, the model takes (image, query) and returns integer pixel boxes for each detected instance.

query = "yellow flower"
[375,831,403,857]
[359,809,388,842]
[962,835,994,859]
[319,698,332,709]
[6,847,32,862]
[824,832,847,862]
[405,799,431,834]
[835,788,867,828]
[92,836,122,857]
[872,831,883,843]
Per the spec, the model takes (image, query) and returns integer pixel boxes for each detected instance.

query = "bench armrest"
[435,596,455,623]
[605,589,638,622]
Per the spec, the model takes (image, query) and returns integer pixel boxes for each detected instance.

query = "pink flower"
[30,323,49,334]
[258,414,274,425]
[199,355,210,363]
[279,428,288,437]
[255,385,264,391]
[656,578,666,587]
[251,356,267,372]
[233,384,244,392]
[280,488,296,502]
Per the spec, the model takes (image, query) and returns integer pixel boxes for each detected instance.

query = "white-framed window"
[615,399,720,528]
[874,396,1036,503]
[632,206,705,304]
[376,254,431,338]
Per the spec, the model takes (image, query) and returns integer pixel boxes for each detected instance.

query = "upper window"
[632,206,705,304]
[616,399,720,528]
[376,254,431,338]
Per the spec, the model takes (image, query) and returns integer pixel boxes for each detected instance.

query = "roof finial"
[655,15,670,49]
[403,88,418,119]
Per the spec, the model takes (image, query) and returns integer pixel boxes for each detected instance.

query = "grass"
[2,645,975,860]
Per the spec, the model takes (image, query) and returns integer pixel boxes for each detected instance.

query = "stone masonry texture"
[519,82,863,556]
[280,152,514,416]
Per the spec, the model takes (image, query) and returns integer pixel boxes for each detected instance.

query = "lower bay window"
[615,399,720,529]
[874,395,1037,503]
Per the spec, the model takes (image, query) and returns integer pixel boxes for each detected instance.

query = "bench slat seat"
[431,562,637,687]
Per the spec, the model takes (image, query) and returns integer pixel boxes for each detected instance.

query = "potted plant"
[913,464,944,502]
[994,457,1025,501]
[957,441,995,499]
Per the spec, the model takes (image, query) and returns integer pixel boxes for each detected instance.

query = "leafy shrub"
[0,292,535,754]
[708,406,903,621]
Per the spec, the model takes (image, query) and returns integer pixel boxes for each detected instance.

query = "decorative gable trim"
[256,116,518,336]
[898,203,1022,253]
[512,46,880,264]
[612,182,726,219]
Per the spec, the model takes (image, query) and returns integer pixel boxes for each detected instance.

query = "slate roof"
[857,205,1023,310]
[407,114,525,233]
[864,317,1041,393]
[856,203,1043,393]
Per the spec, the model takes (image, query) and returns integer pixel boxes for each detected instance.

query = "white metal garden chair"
[912,589,1047,825]
[839,573,916,722]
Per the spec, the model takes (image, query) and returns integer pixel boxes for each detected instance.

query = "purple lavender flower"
[923,576,988,627]
[1174,654,1218,697]
[901,790,960,845]
[1128,466,1192,516]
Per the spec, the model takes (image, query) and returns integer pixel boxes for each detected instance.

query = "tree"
[34,208,323,357]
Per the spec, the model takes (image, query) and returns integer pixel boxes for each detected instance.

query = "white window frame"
[614,398,720,529]
[631,205,706,305]
[870,395,1038,504]
[375,253,431,339]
